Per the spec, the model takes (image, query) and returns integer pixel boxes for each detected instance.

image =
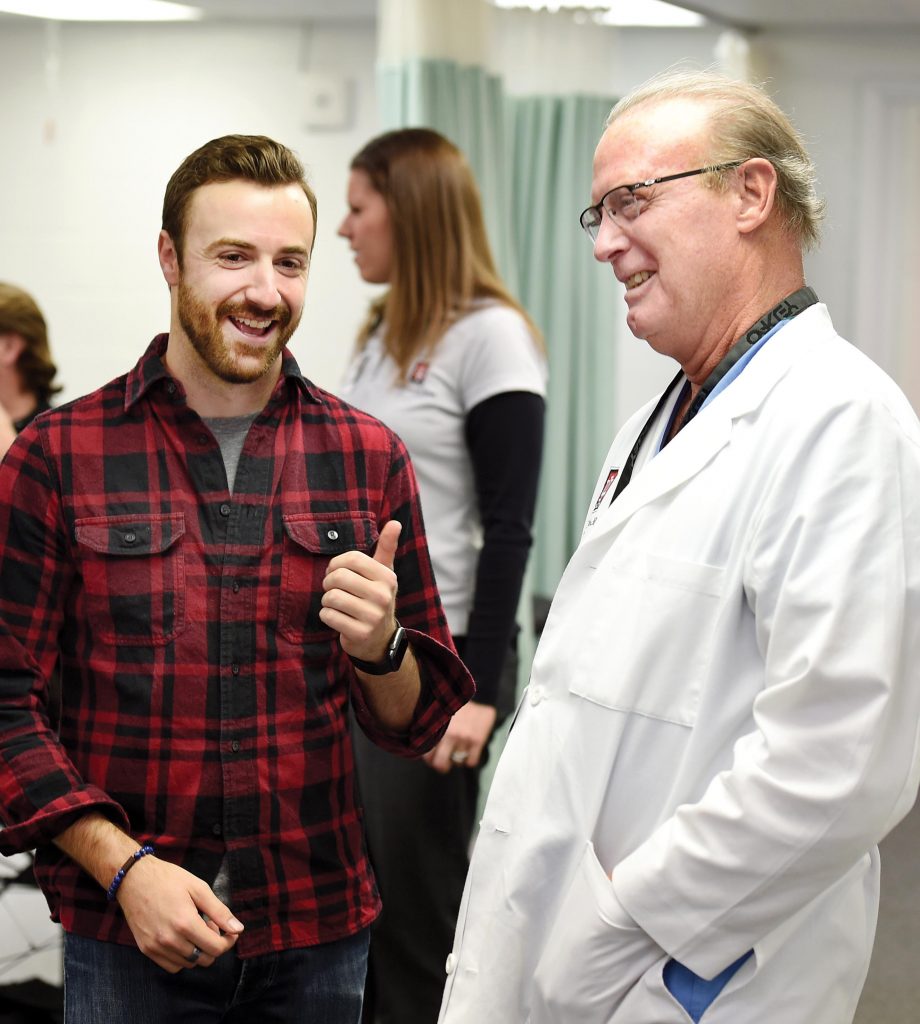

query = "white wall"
[0,17,383,404]
[1,15,918,419]
[757,26,920,412]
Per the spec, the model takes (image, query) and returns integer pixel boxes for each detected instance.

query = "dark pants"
[354,730,479,1024]
[63,928,369,1024]
[354,638,517,1024]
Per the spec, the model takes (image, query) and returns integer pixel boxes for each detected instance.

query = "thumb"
[372,520,402,569]
[192,884,244,935]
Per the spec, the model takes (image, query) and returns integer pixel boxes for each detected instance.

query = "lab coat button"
[445,953,456,975]
[530,685,545,706]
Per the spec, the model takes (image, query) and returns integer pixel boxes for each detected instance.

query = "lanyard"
[609,286,818,504]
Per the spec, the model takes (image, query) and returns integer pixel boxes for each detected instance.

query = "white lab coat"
[439,305,920,1024]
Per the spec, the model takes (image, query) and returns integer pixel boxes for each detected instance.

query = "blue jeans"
[63,928,369,1024]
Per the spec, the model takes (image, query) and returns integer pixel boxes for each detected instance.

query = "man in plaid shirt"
[0,135,474,1022]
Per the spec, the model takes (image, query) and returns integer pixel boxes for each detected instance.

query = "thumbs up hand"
[320,520,403,665]
[370,519,401,571]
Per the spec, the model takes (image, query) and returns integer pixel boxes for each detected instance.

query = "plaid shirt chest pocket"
[73,513,187,646]
[279,512,379,644]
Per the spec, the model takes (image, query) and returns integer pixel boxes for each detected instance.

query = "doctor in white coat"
[438,70,920,1024]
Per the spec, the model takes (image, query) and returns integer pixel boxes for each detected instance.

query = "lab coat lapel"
[599,408,733,535]
[580,318,807,554]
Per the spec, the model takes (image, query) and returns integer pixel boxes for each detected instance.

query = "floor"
[853,801,920,1023]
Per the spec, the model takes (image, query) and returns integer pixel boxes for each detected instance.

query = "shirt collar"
[123,334,324,412]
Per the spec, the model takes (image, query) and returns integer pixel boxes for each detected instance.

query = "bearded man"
[0,134,472,1024]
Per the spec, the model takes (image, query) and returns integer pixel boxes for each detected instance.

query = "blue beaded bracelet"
[106,844,155,902]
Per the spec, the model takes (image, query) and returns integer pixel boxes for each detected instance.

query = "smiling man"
[0,135,473,1023]
[438,72,920,1024]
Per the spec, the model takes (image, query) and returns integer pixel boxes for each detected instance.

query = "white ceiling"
[188,0,376,18]
[190,0,920,30]
[680,0,920,29]
[3,0,919,28]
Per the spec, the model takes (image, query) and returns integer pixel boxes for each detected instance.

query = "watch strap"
[347,624,408,676]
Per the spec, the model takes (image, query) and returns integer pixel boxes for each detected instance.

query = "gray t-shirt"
[340,303,546,635]
[204,413,258,495]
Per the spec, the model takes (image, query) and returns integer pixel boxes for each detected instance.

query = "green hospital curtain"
[509,93,620,597]
[379,58,618,597]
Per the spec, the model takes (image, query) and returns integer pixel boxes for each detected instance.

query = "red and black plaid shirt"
[0,335,473,956]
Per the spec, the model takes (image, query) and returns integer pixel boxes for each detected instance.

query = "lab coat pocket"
[569,551,724,725]
[529,841,663,1024]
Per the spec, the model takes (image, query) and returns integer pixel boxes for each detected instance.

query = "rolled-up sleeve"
[350,434,475,754]
[0,616,129,854]
[0,429,129,853]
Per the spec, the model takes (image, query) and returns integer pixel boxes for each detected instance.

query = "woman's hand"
[423,701,497,774]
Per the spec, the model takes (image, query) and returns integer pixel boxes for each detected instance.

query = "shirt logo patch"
[409,362,429,384]
[592,469,619,512]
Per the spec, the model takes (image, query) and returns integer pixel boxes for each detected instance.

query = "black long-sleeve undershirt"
[460,390,545,707]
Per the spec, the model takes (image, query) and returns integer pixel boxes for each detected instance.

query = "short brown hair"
[350,128,541,376]
[162,134,318,263]
[607,69,825,250]
[0,283,61,404]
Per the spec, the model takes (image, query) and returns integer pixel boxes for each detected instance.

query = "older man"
[438,71,920,1024]
[0,134,473,1023]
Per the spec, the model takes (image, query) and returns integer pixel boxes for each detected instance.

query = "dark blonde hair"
[607,69,825,250]
[0,283,61,404]
[350,128,541,376]
[162,134,318,264]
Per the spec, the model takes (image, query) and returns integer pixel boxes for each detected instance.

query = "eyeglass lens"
[582,187,640,240]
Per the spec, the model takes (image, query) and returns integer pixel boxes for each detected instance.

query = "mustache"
[216,299,291,325]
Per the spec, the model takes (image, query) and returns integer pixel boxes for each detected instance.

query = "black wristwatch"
[347,623,409,676]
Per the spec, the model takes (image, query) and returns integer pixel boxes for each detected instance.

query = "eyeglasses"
[579,161,743,241]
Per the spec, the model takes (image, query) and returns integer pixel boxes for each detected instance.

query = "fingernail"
[227,917,244,932]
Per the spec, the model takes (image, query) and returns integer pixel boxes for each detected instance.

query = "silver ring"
[187,945,202,964]
[450,750,469,764]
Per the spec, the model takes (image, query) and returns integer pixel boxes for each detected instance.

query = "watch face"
[387,625,408,670]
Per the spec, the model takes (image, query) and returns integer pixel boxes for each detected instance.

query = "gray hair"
[606,69,825,250]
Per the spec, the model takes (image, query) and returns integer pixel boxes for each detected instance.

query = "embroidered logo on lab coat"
[409,362,429,384]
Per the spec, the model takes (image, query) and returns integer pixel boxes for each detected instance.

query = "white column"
[377,0,491,65]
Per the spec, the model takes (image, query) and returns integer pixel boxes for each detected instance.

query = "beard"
[176,282,300,385]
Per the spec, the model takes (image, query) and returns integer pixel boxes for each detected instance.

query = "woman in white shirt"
[338,128,546,1024]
